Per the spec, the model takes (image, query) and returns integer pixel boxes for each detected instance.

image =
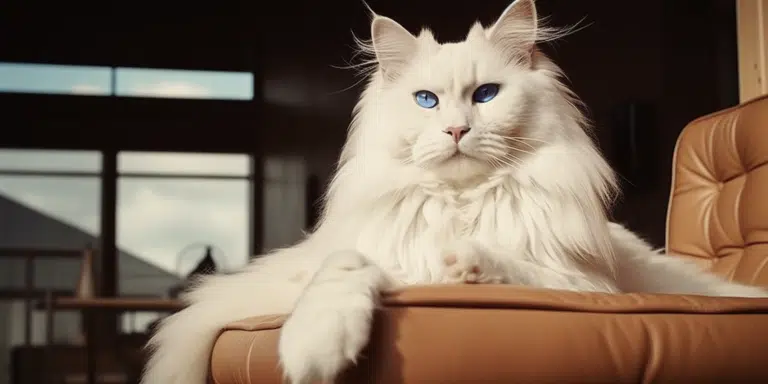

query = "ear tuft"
[418,27,435,42]
[466,22,486,40]
[371,16,418,81]
[487,0,538,65]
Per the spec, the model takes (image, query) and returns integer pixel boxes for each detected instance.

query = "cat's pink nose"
[444,126,471,143]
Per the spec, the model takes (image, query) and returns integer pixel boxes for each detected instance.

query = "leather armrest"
[211,285,768,383]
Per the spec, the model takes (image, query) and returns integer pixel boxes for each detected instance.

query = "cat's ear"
[371,16,418,81]
[487,0,538,65]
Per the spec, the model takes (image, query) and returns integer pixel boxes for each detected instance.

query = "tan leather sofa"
[209,95,768,383]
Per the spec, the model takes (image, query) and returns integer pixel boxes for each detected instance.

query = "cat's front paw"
[441,241,506,284]
[278,250,384,384]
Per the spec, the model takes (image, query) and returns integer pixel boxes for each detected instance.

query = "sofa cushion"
[667,94,768,286]
[209,285,768,383]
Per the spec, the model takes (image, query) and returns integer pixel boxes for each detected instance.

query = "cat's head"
[345,0,588,184]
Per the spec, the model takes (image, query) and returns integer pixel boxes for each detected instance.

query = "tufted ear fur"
[487,0,538,66]
[371,16,419,81]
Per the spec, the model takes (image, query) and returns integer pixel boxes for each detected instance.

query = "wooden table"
[44,297,186,384]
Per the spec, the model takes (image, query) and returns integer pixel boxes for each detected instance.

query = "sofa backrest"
[666,94,768,286]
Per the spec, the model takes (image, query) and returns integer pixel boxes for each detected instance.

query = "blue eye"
[414,90,439,109]
[472,83,500,103]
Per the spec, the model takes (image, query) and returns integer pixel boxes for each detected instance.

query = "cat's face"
[366,0,546,181]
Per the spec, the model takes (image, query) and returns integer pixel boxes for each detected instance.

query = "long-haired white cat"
[141,1,768,383]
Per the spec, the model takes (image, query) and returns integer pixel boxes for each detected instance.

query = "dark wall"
[1,0,739,245]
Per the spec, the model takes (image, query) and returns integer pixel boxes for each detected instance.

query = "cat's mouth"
[446,150,482,164]
[430,149,493,181]
[451,147,479,160]
[447,150,470,161]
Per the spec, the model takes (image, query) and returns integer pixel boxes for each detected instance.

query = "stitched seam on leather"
[726,254,740,281]
[382,302,768,314]
[245,334,256,384]
[639,319,653,384]
[749,250,768,285]
[720,241,768,249]
[745,159,768,176]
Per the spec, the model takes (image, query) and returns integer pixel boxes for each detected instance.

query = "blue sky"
[0,62,254,99]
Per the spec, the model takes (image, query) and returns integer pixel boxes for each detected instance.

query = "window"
[0,62,112,96]
[263,156,307,252]
[115,67,253,100]
[0,62,254,100]
[0,149,102,250]
[0,149,101,348]
[116,152,251,332]
[117,178,250,277]
[0,149,102,173]
[0,176,101,238]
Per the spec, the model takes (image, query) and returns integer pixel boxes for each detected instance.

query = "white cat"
[140,1,768,383]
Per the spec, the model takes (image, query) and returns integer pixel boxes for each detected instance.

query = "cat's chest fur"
[354,178,528,283]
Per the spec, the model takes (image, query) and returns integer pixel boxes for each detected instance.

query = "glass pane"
[6,302,82,346]
[0,62,112,96]
[117,178,250,298]
[0,149,102,173]
[118,151,250,176]
[114,67,253,100]
[262,156,307,252]
[0,176,101,293]
[264,155,305,182]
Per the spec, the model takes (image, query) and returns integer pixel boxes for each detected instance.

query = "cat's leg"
[278,249,396,384]
[609,222,768,297]
[141,247,317,384]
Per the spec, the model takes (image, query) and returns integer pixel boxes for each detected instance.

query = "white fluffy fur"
[141,1,768,383]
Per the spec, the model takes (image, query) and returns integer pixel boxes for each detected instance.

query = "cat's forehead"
[411,38,501,85]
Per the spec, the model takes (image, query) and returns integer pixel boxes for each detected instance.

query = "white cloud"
[118,152,249,175]
[116,178,249,275]
[130,81,211,99]
[70,84,107,95]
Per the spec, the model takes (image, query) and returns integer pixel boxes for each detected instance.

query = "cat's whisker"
[477,140,509,152]
[510,136,552,145]
[507,137,538,151]
[481,147,522,170]
[508,145,537,157]
[499,152,524,167]
[489,154,520,171]
[483,141,533,159]
[398,157,414,166]
[487,157,506,170]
